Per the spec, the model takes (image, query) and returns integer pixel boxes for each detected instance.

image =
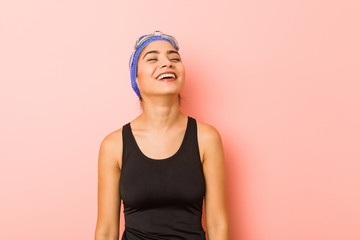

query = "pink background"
[1,0,359,239]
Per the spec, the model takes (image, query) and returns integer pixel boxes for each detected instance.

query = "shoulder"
[195,119,222,145]
[194,119,223,163]
[99,128,123,169]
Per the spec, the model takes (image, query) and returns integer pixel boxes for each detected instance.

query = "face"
[136,40,185,98]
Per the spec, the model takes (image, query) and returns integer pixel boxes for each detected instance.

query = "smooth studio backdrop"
[1,0,359,239]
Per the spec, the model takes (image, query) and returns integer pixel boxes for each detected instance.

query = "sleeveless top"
[120,116,206,240]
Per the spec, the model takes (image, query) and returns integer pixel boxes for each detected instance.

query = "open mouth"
[157,73,177,80]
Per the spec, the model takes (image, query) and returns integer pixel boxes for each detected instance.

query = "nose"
[159,56,173,68]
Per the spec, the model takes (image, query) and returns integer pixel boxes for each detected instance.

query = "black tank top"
[120,116,206,240]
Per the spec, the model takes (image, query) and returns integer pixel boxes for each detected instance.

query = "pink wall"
[1,0,359,239]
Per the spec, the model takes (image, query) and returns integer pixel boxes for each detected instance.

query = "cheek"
[178,65,185,79]
[137,64,153,80]
[136,65,156,89]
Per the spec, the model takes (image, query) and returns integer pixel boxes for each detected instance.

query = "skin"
[94,41,229,240]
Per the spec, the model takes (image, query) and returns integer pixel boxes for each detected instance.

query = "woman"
[94,31,228,240]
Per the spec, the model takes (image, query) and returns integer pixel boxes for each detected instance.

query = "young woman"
[94,31,228,240]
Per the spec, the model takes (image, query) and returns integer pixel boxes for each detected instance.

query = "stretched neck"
[137,95,183,130]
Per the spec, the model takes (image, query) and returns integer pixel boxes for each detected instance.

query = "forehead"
[139,40,177,57]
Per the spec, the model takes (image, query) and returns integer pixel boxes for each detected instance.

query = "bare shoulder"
[195,120,223,163]
[99,128,123,169]
[196,120,222,145]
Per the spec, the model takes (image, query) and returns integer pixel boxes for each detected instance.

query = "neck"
[137,95,183,130]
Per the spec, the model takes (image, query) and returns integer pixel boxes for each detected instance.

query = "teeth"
[157,73,176,80]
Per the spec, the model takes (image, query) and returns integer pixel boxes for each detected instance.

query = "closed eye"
[147,58,157,62]
[168,51,181,62]
[170,58,181,62]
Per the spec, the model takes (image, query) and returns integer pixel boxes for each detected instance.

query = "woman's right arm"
[94,130,122,240]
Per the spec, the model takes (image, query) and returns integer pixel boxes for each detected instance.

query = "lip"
[156,71,177,80]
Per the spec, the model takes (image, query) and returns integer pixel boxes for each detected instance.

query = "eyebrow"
[142,50,180,59]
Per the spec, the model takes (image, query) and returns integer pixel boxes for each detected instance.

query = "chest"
[131,128,186,160]
[120,157,205,208]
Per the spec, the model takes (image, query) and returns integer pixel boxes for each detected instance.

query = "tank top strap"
[121,123,134,168]
[181,116,202,164]
[184,116,197,146]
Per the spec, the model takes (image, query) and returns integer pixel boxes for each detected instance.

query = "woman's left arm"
[198,123,229,240]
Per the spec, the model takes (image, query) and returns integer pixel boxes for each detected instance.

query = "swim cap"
[129,31,180,97]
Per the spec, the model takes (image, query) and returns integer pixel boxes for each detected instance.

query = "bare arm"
[198,123,229,240]
[94,130,122,240]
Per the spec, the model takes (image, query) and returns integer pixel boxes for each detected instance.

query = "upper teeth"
[157,73,176,80]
